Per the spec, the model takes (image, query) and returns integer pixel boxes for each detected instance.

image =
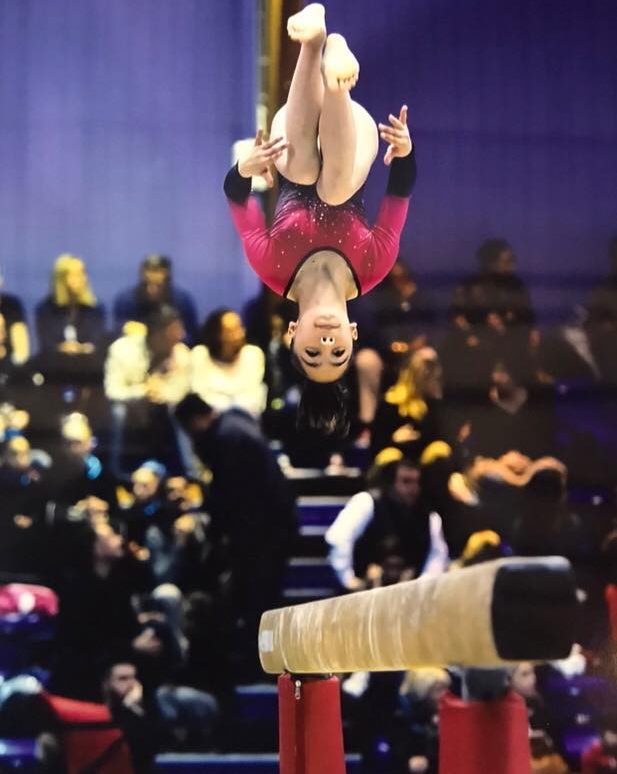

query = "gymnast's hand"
[379,105,412,165]
[238,130,289,188]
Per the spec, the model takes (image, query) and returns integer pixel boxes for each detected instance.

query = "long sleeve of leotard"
[224,164,271,272]
[365,148,417,293]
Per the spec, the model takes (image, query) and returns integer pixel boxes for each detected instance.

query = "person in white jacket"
[325,453,449,591]
[104,305,191,475]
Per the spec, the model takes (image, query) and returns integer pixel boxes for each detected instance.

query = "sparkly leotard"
[224,149,416,299]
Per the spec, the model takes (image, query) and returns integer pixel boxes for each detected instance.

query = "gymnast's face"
[288,309,357,383]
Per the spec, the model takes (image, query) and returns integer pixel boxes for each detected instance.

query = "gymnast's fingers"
[388,112,406,130]
[399,104,408,125]
[379,125,405,140]
[255,129,264,146]
[265,142,289,159]
[263,136,286,151]
[383,144,395,166]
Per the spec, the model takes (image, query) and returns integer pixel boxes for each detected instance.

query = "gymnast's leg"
[270,3,326,185]
[316,34,378,206]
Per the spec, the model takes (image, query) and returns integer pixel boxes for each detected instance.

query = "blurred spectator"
[191,308,267,417]
[49,412,116,506]
[450,239,536,351]
[510,662,570,773]
[33,254,107,426]
[118,461,212,589]
[0,267,29,364]
[51,521,151,700]
[175,394,297,677]
[0,314,16,396]
[371,347,460,459]
[132,588,219,751]
[119,460,167,545]
[441,239,537,404]
[243,286,302,437]
[510,662,551,732]
[511,460,583,560]
[580,712,617,774]
[348,261,438,442]
[101,660,158,773]
[105,305,191,475]
[113,255,198,344]
[354,260,437,369]
[0,435,49,577]
[35,254,106,357]
[325,451,448,591]
[398,668,451,774]
[466,358,556,460]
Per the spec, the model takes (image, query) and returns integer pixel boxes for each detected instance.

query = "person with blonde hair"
[35,254,106,356]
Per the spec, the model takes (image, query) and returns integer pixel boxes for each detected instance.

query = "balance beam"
[259,556,577,674]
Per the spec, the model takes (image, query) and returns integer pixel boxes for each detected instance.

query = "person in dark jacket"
[113,255,198,344]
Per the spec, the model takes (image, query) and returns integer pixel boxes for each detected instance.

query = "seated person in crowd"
[118,460,167,545]
[34,254,107,425]
[104,305,191,475]
[0,313,16,397]
[113,254,198,344]
[0,435,49,577]
[0,267,29,364]
[440,238,537,400]
[511,662,573,774]
[191,308,267,417]
[348,261,438,443]
[118,462,212,592]
[398,668,451,774]
[449,238,536,355]
[50,520,152,701]
[465,357,556,461]
[50,412,116,506]
[325,451,448,591]
[101,660,159,773]
[353,259,437,367]
[35,254,106,358]
[131,590,220,752]
[371,346,463,460]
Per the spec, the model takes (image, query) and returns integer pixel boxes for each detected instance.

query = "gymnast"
[225,3,416,435]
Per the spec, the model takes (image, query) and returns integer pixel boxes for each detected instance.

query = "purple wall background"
[327,0,617,321]
[0,0,258,328]
[0,0,616,330]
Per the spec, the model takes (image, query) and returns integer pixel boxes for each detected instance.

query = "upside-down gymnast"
[225,3,416,435]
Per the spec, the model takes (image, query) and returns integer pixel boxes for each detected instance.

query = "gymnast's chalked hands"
[238,130,289,188]
[379,104,412,166]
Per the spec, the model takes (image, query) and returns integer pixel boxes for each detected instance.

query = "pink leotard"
[224,150,416,298]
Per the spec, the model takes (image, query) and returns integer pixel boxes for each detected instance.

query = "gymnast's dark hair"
[289,343,351,438]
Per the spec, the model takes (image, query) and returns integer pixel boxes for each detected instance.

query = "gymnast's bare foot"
[322,33,359,92]
[287,3,326,46]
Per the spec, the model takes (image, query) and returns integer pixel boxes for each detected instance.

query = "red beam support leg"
[278,673,346,774]
[439,690,532,774]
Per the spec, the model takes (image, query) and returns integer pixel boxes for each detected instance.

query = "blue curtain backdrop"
[0,0,616,328]
[0,0,258,328]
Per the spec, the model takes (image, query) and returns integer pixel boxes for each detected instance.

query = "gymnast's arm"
[325,491,375,590]
[364,148,417,293]
[224,130,288,234]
